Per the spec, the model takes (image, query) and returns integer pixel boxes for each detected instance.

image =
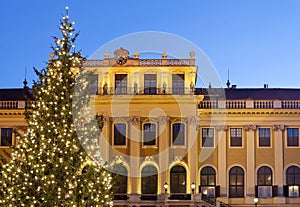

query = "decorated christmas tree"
[0,7,113,206]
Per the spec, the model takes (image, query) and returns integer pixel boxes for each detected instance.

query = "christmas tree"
[0,7,113,206]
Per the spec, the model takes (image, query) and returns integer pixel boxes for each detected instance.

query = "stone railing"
[282,100,300,109]
[254,100,273,108]
[226,100,246,109]
[199,100,300,109]
[0,101,19,109]
[83,58,194,67]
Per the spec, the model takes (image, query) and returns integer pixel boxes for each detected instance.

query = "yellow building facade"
[1,48,300,207]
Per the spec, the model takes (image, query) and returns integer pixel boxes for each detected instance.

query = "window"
[143,123,156,146]
[144,74,157,94]
[115,74,127,94]
[286,166,300,197]
[1,128,12,146]
[172,123,185,146]
[230,128,242,147]
[259,128,271,147]
[114,165,128,194]
[201,166,216,198]
[172,74,184,94]
[141,166,158,194]
[90,73,98,94]
[201,166,216,186]
[114,123,126,145]
[287,128,299,147]
[229,166,244,198]
[170,165,186,193]
[202,128,214,147]
[257,166,273,198]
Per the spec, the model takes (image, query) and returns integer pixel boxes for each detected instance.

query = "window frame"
[115,74,128,95]
[286,128,299,147]
[0,127,13,147]
[144,74,157,95]
[229,128,243,148]
[142,123,157,147]
[170,165,187,194]
[229,166,245,198]
[172,74,185,95]
[113,123,127,146]
[201,128,215,148]
[258,128,271,148]
[286,166,300,198]
[171,123,186,147]
[141,165,158,194]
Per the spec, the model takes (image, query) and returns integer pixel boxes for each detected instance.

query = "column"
[158,116,169,194]
[129,116,141,196]
[188,116,198,194]
[216,125,228,201]
[245,125,256,204]
[99,116,110,163]
[273,125,285,203]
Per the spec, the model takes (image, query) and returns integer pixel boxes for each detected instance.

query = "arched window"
[286,166,300,197]
[170,165,186,193]
[200,166,216,198]
[256,166,273,198]
[141,166,158,194]
[113,165,128,194]
[258,166,272,186]
[229,166,244,198]
[201,166,216,186]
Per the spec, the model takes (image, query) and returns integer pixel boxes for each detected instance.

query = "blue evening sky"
[0,0,300,88]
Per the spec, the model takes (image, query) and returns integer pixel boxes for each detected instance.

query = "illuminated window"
[257,166,273,198]
[115,74,127,94]
[287,128,299,147]
[172,74,184,94]
[170,165,186,193]
[114,123,126,146]
[286,166,300,197]
[0,128,12,146]
[143,123,156,146]
[230,128,242,147]
[200,166,216,198]
[144,74,157,94]
[258,128,271,147]
[141,166,157,194]
[229,166,244,198]
[172,123,185,146]
[202,128,214,147]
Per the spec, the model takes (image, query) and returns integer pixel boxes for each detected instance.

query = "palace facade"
[1,48,300,207]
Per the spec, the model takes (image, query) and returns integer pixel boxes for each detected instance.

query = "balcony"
[97,87,195,96]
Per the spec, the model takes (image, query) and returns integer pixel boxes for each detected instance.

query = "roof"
[196,88,300,100]
[0,88,33,101]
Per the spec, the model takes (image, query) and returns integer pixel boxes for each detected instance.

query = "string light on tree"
[0,6,113,206]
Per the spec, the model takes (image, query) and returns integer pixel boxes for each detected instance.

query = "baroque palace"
[1,48,300,207]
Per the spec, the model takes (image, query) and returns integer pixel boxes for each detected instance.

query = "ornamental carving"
[173,155,183,162]
[215,125,228,132]
[188,116,198,125]
[169,117,188,123]
[111,117,130,123]
[130,116,140,125]
[141,117,159,123]
[144,156,155,162]
[273,125,286,131]
[159,116,169,125]
[244,125,257,131]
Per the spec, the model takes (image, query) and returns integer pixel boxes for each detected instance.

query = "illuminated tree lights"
[0,7,113,206]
